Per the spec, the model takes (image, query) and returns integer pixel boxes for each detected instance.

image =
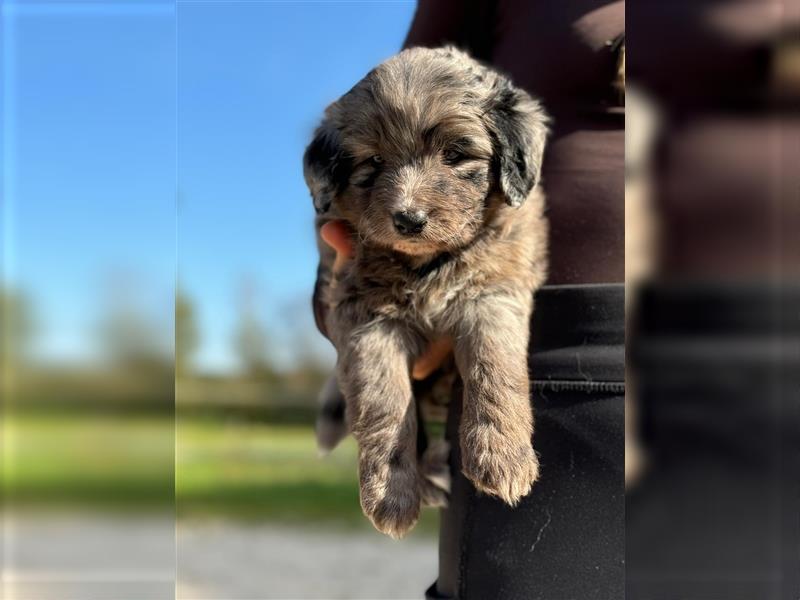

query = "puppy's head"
[304,46,548,256]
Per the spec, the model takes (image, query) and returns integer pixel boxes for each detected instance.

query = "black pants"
[626,283,800,600]
[428,284,626,600]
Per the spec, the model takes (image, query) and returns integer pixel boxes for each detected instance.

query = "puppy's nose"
[393,210,428,235]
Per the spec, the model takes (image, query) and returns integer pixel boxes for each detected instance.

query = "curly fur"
[304,47,549,538]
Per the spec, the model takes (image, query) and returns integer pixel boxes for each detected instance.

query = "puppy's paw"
[461,424,539,506]
[419,439,451,508]
[359,458,421,538]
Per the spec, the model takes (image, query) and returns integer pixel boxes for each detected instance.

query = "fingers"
[320,221,355,273]
[412,336,453,380]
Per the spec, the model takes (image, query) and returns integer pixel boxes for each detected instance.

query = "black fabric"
[627,283,800,600]
[428,283,625,600]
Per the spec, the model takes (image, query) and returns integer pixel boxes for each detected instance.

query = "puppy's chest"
[397,275,462,328]
[352,258,470,331]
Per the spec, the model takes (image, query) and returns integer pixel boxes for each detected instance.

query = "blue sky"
[2,0,416,372]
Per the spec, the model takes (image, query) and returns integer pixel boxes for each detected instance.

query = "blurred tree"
[232,279,276,380]
[279,297,333,367]
[0,286,34,366]
[98,307,166,370]
[175,289,199,378]
[96,272,171,373]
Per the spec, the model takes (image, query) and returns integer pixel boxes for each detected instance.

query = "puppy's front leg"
[333,310,422,538]
[455,293,540,505]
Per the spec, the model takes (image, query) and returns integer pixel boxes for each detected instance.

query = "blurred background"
[3,0,799,599]
[1,1,437,599]
[626,2,799,598]
[2,2,177,599]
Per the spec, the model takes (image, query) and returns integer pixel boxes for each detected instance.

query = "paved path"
[177,521,438,600]
[2,514,437,600]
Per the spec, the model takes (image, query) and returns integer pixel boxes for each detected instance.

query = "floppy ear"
[303,121,350,214]
[486,80,549,207]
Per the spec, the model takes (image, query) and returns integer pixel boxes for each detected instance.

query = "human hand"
[320,220,452,380]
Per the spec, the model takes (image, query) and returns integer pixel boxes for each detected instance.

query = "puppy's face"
[337,108,495,256]
[305,47,548,257]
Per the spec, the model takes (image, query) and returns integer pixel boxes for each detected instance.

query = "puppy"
[304,46,549,538]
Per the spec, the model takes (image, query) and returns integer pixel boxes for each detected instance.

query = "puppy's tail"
[315,374,348,455]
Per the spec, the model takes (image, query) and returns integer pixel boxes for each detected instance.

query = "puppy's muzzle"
[392,210,428,235]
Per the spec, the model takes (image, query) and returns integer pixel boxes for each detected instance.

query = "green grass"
[176,417,439,532]
[176,418,363,523]
[3,412,439,533]
[3,413,174,506]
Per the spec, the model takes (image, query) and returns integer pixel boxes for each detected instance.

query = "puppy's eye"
[351,157,382,189]
[443,148,468,164]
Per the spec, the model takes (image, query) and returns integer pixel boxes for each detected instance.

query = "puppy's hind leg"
[419,439,451,508]
[315,374,348,454]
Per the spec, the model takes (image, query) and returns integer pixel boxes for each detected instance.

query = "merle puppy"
[304,46,549,538]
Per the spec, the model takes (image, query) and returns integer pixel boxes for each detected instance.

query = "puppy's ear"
[486,80,549,207]
[303,121,350,214]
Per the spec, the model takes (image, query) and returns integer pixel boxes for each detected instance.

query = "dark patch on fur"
[303,126,352,213]
[413,251,455,278]
[487,82,546,207]
[320,396,345,420]
[458,168,487,186]
[434,178,450,194]
[355,168,380,190]
[389,446,405,467]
